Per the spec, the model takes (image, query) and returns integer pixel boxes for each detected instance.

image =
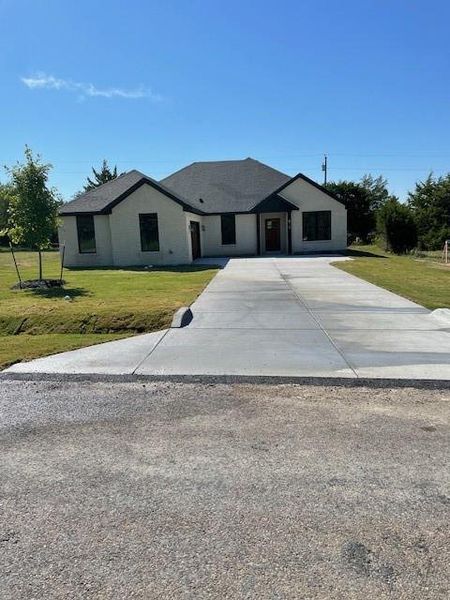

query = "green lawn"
[0,249,218,369]
[334,245,450,310]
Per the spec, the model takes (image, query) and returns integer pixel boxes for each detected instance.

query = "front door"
[190,221,201,260]
[265,218,281,252]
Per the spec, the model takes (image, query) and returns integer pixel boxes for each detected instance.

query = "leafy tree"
[327,175,393,243]
[5,147,60,280]
[84,159,121,191]
[326,181,375,243]
[377,197,417,253]
[408,173,450,250]
[360,174,390,211]
[0,182,15,245]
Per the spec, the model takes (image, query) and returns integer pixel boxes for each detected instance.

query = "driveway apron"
[5,256,450,379]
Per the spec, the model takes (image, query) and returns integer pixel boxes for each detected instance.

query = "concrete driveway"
[4,256,450,380]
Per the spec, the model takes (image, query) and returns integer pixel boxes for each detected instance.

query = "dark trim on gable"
[60,178,205,217]
[264,172,346,206]
[104,178,205,215]
[251,194,299,214]
[197,210,254,216]
[59,166,346,218]
[60,210,98,217]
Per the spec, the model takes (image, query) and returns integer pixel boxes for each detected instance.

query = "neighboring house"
[59,158,347,266]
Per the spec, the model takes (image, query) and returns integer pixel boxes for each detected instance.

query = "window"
[77,215,96,253]
[139,213,160,252]
[302,211,331,241]
[221,214,236,245]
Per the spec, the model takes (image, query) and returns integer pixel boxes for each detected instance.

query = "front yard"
[0,249,218,369]
[335,245,450,309]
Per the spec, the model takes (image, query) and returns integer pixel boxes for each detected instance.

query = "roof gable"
[59,170,204,216]
[59,159,345,217]
[252,194,299,213]
[275,173,347,206]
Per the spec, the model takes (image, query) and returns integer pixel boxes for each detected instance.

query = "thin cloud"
[21,72,163,101]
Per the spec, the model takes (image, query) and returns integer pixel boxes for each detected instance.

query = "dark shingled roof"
[59,169,201,216]
[160,158,291,213]
[59,158,343,216]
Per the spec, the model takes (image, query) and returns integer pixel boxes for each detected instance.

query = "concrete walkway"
[4,256,450,379]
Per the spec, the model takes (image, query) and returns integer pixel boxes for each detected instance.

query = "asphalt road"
[0,379,449,599]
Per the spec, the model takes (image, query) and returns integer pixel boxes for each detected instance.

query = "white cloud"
[21,72,162,101]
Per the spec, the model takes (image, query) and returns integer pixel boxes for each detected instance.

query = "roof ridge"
[80,169,142,195]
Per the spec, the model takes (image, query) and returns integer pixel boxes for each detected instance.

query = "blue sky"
[1,0,449,200]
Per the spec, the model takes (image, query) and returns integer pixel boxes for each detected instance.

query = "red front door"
[265,218,281,252]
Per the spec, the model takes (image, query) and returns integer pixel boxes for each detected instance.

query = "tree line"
[326,174,449,253]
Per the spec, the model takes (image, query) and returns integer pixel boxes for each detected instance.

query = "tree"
[326,180,375,243]
[377,197,417,253]
[326,175,393,243]
[5,147,60,280]
[408,173,450,250]
[360,174,390,211]
[0,182,15,245]
[84,159,121,191]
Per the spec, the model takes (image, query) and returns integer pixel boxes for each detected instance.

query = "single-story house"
[59,158,347,266]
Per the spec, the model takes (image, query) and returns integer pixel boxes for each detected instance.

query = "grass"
[0,248,218,369]
[334,245,450,310]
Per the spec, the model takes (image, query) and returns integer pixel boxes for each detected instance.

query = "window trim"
[220,214,236,246]
[302,210,332,242]
[76,214,97,254]
[139,213,160,253]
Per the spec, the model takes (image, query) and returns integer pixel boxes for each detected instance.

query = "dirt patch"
[11,279,65,290]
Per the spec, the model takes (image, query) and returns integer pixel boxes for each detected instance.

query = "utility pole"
[321,154,328,185]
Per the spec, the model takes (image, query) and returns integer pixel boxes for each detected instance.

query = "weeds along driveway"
[4,256,450,380]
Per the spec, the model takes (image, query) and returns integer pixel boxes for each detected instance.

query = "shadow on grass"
[344,248,387,259]
[65,264,222,273]
[29,286,90,299]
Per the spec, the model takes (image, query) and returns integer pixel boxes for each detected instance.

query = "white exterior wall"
[109,184,191,266]
[58,215,113,267]
[280,178,347,252]
[202,214,257,256]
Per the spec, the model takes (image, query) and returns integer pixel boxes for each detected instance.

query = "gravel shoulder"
[1,380,449,599]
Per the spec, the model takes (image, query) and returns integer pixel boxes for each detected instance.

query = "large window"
[77,215,96,253]
[302,211,331,241]
[221,214,236,245]
[139,213,160,252]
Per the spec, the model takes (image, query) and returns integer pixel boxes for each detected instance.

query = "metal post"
[9,243,23,288]
[59,244,66,284]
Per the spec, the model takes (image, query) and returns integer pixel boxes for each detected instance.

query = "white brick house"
[59,158,347,266]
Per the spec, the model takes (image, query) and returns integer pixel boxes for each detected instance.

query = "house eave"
[59,178,206,217]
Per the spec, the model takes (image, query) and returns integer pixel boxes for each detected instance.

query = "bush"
[408,174,450,250]
[377,198,417,254]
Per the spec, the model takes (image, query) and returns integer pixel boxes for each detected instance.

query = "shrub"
[377,198,417,254]
[408,174,450,250]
